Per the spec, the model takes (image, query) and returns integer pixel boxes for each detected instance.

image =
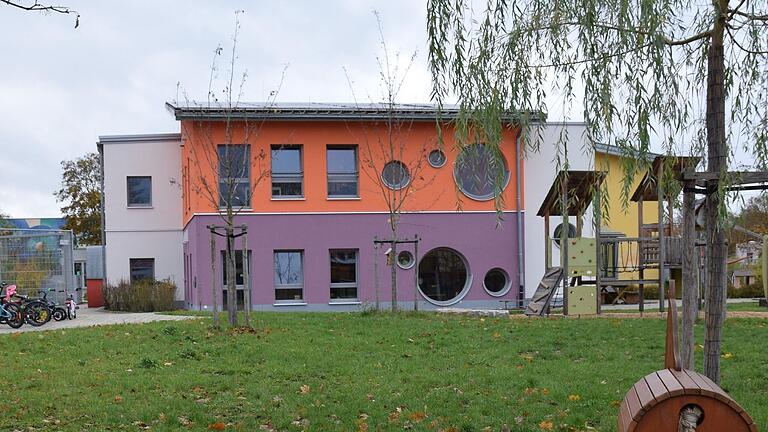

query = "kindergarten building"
[99,103,658,310]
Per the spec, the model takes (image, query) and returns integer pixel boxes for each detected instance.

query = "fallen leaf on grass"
[538,420,554,430]
[721,352,734,359]
[178,416,193,427]
[541,388,550,395]
[408,411,427,423]
[114,395,122,403]
[299,384,310,394]
[568,394,581,401]
[208,421,226,430]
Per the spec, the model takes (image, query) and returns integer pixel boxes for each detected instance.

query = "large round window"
[483,268,510,296]
[381,160,410,190]
[428,149,446,168]
[418,248,470,305]
[453,144,509,200]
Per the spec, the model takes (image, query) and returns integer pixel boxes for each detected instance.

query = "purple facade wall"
[184,212,522,310]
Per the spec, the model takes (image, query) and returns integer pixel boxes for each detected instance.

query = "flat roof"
[98,133,181,144]
[166,101,546,123]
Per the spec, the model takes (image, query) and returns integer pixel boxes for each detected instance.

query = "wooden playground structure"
[525,153,768,317]
[526,156,699,316]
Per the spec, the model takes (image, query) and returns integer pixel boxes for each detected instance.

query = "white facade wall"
[101,134,184,301]
[523,123,593,298]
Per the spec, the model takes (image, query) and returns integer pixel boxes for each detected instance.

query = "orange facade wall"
[180,120,523,225]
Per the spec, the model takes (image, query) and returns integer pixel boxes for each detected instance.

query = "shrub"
[728,280,765,299]
[103,278,176,312]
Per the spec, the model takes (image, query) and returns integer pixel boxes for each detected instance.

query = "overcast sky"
[0,0,438,218]
[0,1,757,218]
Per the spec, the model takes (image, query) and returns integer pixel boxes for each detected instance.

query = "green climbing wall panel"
[568,285,597,315]
[566,237,597,276]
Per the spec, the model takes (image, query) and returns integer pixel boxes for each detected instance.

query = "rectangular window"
[274,250,304,302]
[127,176,152,207]
[271,145,303,198]
[218,144,251,208]
[326,145,358,197]
[221,250,250,286]
[330,249,358,301]
[129,258,154,283]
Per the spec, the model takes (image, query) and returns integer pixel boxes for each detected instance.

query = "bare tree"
[178,11,286,327]
[1,0,79,27]
[346,13,436,311]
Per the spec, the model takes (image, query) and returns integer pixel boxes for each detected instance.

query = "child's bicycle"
[0,283,24,329]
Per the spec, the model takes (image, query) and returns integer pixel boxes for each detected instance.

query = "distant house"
[731,240,762,288]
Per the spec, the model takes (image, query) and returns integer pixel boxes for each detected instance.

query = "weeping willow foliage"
[427,0,768,208]
[427,0,768,384]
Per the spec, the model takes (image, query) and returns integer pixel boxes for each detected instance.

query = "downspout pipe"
[515,133,525,308]
[98,142,107,289]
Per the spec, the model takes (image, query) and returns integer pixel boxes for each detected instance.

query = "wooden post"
[561,174,569,316]
[665,279,681,371]
[638,196,645,314]
[209,226,219,328]
[681,169,697,370]
[374,237,380,310]
[414,236,419,311]
[657,161,666,313]
[595,183,602,314]
[242,225,251,328]
[544,213,551,271]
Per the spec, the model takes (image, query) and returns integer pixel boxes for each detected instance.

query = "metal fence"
[0,228,75,304]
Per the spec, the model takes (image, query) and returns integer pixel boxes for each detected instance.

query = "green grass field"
[1,312,766,431]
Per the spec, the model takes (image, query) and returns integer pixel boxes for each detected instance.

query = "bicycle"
[0,284,24,329]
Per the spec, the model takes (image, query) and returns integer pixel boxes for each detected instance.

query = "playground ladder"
[524,267,565,316]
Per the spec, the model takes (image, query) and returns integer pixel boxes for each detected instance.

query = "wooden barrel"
[618,368,756,431]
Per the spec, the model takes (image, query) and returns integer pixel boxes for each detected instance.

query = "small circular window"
[454,143,509,200]
[553,222,577,248]
[428,149,446,168]
[483,268,510,296]
[381,160,410,190]
[396,250,415,269]
[418,247,471,305]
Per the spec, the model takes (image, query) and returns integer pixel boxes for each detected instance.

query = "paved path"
[0,306,198,334]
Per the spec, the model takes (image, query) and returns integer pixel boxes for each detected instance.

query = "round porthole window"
[396,250,415,269]
[483,268,510,296]
[428,149,446,168]
[553,222,577,248]
[453,143,509,201]
[418,247,471,306]
[381,160,411,190]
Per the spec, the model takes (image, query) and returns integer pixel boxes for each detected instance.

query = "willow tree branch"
[664,29,713,46]
[729,10,768,21]
[1,0,79,27]
[725,24,768,54]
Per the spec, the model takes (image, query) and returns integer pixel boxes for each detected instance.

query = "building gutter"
[515,133,525,307]
[97,142,107,287]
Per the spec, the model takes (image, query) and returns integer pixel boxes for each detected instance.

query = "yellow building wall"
[594,152,659,284]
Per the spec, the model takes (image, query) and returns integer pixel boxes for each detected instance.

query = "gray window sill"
[327,197,361,201]
[273,302,307,306]
[127,205,153,209]
[329,301,361,305]
[271,197,306,201]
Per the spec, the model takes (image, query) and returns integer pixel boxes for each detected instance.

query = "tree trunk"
[226,223,238,326]
[703,0,727,384]
[681,177,697,370]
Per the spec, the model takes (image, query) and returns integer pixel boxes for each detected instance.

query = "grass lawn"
[1,313,766,431]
